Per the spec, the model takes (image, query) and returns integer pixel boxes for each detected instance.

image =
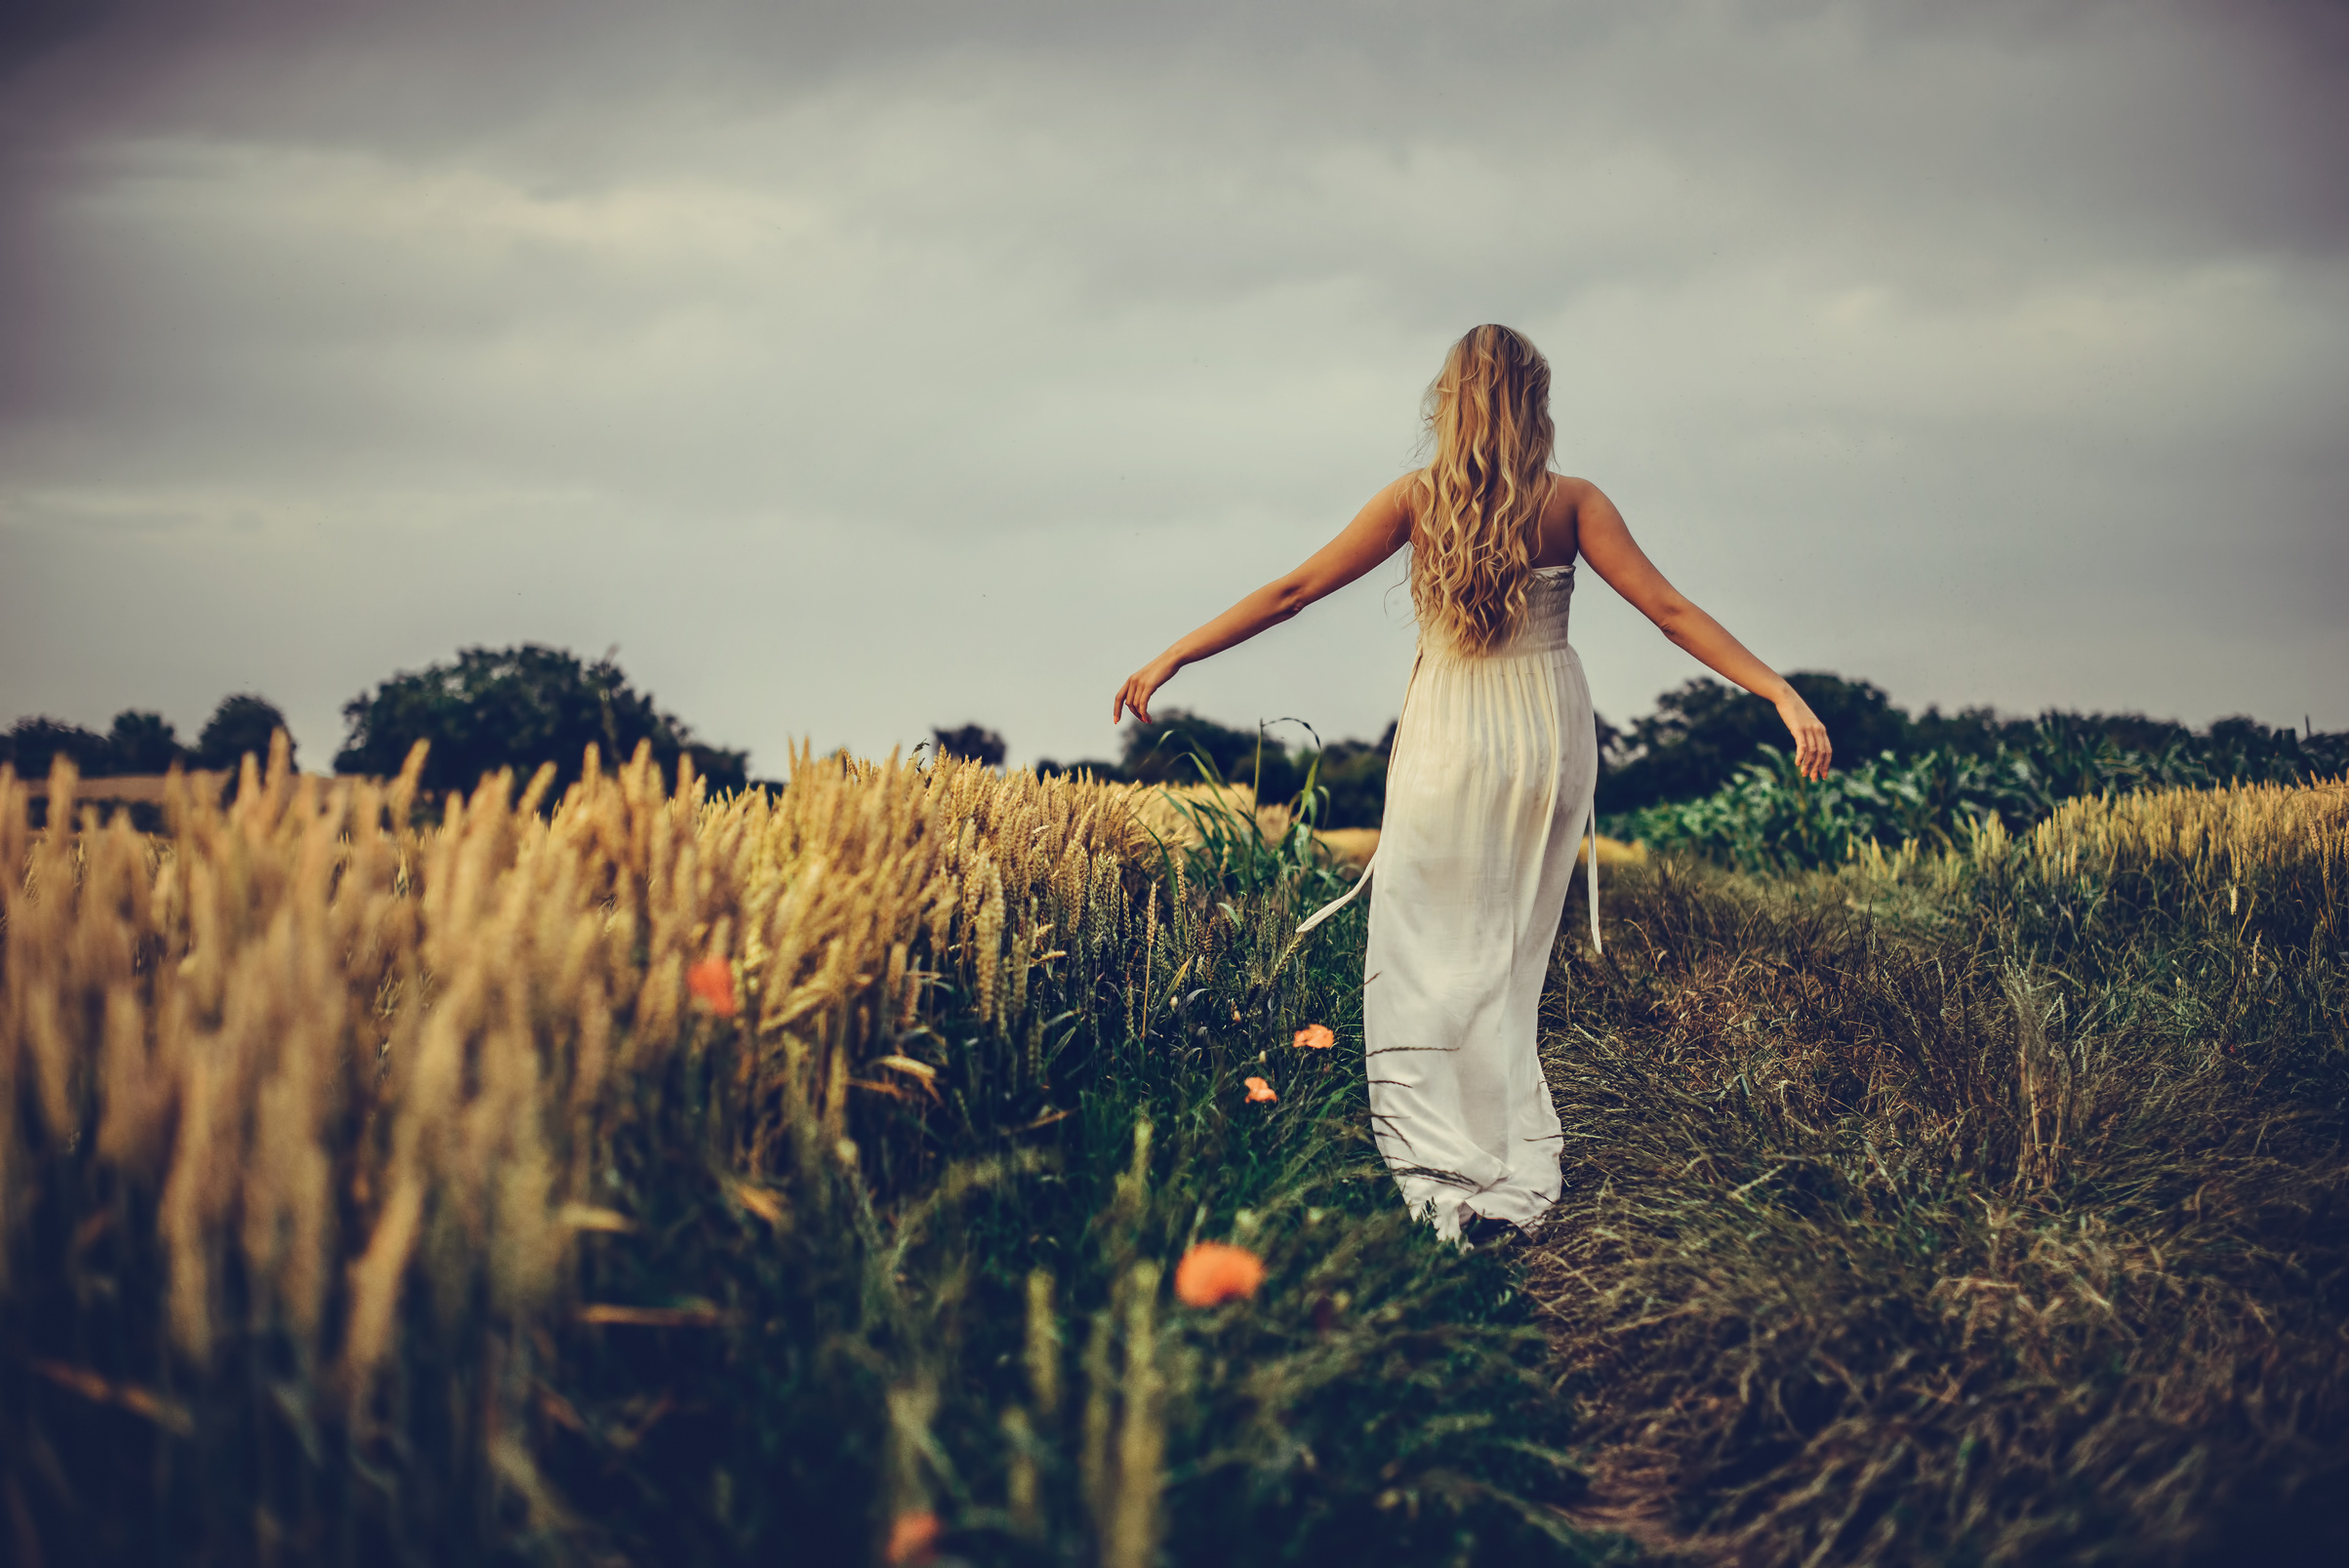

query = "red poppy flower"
[1243,1076,1276,1104]
[687,956,737,1019]
[885,1510,940,1565]
[1175,1241,1267,1307]
[1293,1024,1335,1050]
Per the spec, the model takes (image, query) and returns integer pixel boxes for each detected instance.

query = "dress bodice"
[1422,563,1577,659]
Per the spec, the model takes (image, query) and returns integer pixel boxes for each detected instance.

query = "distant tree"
[1904,704,2014,759]
[1,717,114,779]
[1905,704,2207,762]
[335,644,749,799]
[930,724,1007,768]
[198,695,295,774]
[107,709,190,774]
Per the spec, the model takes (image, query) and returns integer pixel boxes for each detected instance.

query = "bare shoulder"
[1535,473,1604,563]
[1548,474,1605,512]
[1556,475,1630,531]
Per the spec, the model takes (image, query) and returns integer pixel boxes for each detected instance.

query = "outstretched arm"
[1571,480,1833,780]
[1114,477,1416,725]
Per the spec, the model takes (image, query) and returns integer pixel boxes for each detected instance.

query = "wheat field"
[4,744,2341,1566]
[0,741,1592,1566]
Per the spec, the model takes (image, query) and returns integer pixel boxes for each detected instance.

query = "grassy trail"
[1524,786,2349,1566]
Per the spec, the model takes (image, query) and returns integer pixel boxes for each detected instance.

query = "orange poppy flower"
[1243,1076,1276,1104]
[687,956,737,1019]
[885,1509,941,1565]
[1174,1241,1266,1307]
[1293,1024,1335,1051]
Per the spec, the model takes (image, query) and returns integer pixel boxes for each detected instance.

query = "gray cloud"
[4,0,2345,774]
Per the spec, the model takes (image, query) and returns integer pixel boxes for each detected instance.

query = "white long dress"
[1301,562,1600,1240]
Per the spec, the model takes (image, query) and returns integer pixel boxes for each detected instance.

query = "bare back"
[1400,469,1588,570]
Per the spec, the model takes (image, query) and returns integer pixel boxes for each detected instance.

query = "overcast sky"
[3,0,2344,776]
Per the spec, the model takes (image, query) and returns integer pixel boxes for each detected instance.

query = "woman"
[1113,325,1830,1244]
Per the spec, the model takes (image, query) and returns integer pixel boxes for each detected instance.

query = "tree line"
[976,671,2348,834]
[2,646,748,799]
[1594,673,2345,815]
[13,654,2338,835]
[0,696,296,782]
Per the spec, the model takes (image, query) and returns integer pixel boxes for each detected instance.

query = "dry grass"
[1527,781,2349,1566]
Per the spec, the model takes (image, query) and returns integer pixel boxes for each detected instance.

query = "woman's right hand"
[1114,655,1179,726]
[1776,691,1832,781]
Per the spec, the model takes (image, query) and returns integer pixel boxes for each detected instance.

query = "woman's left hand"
[1114,656,1179,725]
[1776,691,1832,781]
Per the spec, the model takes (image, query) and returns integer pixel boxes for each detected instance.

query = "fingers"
[1113,674,1153,727]
[1786,716,1829,781]
[1778,700,1829,780]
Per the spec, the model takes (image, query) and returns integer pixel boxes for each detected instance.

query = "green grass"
[539,885,1609,1566]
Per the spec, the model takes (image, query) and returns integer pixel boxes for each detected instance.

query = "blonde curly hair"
[1407,325,1557,654]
